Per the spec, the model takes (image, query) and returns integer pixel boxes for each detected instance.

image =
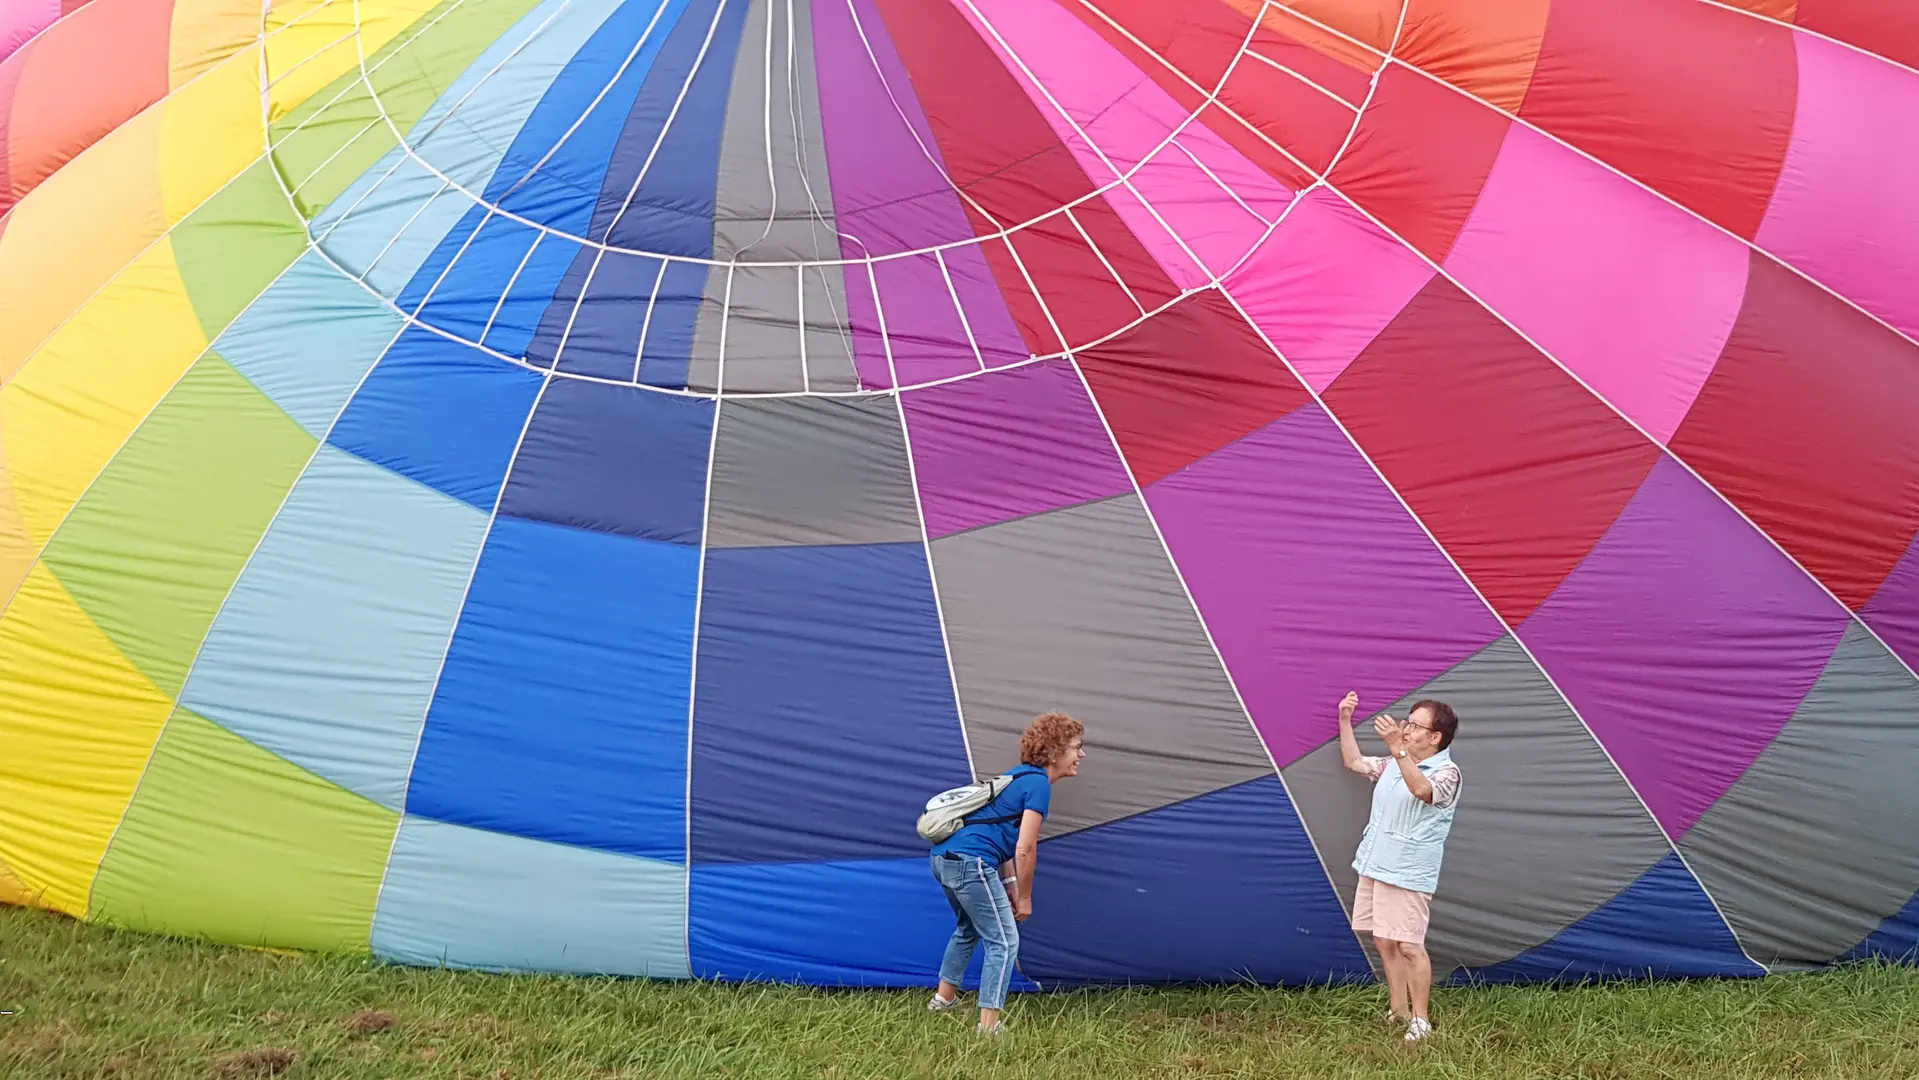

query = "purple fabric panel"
[1519,456,1850,839]
[902,359,1130,539]
[809,0,1027,388]
[1146,406,1504,768]
[873,254,985,385]
[1862,535,1919,673]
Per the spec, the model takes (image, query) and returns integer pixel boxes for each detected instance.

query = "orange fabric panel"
[1279,0,1405,53]
[1716,0,1799,19]
[1,0,174,214]
[1216,0,1383,75]
[1396,0,1552,113]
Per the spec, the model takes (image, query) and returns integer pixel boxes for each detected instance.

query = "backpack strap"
[958,766,1039,828]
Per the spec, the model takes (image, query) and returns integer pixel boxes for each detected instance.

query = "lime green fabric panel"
[171,159,311,341]
[89,709,397,953]
[40,355,316,700]
[270,0,545,217]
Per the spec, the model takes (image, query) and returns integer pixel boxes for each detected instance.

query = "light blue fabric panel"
[180,446,490,809]
[214,252,404,439]
[373,815,690,977]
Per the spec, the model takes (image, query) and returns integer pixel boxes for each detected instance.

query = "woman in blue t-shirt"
[926,711,1085,1035]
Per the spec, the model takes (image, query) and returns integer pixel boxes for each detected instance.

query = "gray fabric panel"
[929,495,1274,836]
[705,395,922,547]
[687,0,855,393]
[1680,621,1919,969]
[1280,636,1672,979]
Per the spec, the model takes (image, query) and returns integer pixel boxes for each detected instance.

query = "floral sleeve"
[1357,756,1388,781]
[1430,764,1461,809]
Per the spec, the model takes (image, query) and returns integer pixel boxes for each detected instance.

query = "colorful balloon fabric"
[3,0,1919,988]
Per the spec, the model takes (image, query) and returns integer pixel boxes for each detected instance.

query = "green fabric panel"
[270,0,544,217]
[89,709,397,953]
[171,159,310,341]
[40,355,316,701]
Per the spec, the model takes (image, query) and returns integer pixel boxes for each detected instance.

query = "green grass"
[2,905,1916,1079]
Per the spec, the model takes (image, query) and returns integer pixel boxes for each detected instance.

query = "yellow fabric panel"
[0,564,175,917]
[265,0,441,123]
[169,0,266,88]
[0,433,31,613]
[161,42,268,225]
[0,238,210,550]
[0,110,165,385]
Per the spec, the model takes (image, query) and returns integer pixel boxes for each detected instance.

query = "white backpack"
[916,772,1025,843]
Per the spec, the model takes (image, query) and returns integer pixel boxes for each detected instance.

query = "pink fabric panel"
[953,0,1292,290]
[0,1,60,64]
[1445,124,1749,444]
[1756,31,1919,342]
[1223,186,1433,393]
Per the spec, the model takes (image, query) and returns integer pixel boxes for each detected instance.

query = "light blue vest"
[1351,748,1457,895]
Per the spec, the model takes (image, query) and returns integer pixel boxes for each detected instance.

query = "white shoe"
[1404,1016,1433,1043]
[1385,1010,1405,1028]
[928,993,962,1012]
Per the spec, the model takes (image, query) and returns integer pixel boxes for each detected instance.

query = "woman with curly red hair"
[926,712,1085,1035]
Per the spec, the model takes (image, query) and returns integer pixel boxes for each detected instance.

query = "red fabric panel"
[1669,253,1919,610]
[2,0,172,213]
[0,41,26,207]
[877,0,1179,353]
[60,0,97,14]
[1795,0,1919,71]
[1216,26,1361,181]
[1520,0,1798,241]
[1327,63,1510,262]
[1323,277,1662,624]
[1062,0,1335,190]
[1077,289,1311,487]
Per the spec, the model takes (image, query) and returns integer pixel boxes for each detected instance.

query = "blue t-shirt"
[932,764,1051,865]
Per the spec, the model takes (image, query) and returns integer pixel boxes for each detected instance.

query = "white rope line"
[1241,45,1360,109]
[1066,206,1147,316]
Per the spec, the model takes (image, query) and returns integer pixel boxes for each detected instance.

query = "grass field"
[2,905,1916,1079]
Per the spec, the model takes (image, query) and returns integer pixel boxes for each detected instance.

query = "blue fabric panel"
[1451,853,1765,984]
[396,201,491,315]
[412,215,542,341]
[490,0,693,226]
[690,543,971,865]
[497,377,712,543]
[181,447,489,811]
[373,816,689,977]
[1015,778,1372,988]
[689,856,1037,990]
[1846,892,1919,964]
[637,259,710,388]
[483,233,584,360]
[523,0,742,383]
[214,253,404,439]
[404,516,698,863]
[327,327,545,511]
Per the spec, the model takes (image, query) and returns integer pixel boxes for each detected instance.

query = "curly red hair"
[1019,711,1084,767]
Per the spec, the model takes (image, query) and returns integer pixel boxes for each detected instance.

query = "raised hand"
[1339,691,1359,723]
[1373,712,1405,751]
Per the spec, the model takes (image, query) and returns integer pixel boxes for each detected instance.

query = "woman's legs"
[964,857,1020,1030]
[932,856,978,1003]
[1374,934,1409,1019]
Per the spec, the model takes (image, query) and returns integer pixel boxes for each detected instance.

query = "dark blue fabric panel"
[1015,778,1373,988]
[327,327,545,511]
[590,0,741,253]
[524,251,670,379]
[414,216,542,341]
[483,233,583,360]
[396,202,490,314]
[524,0,742,384]
[1451,853,1765,985]
[689,856,1039,991]
[405,516,698,863]
[1845,892,1919,964]
[690,543,971,865]
[637,259,709,388]
[497,377,712,543]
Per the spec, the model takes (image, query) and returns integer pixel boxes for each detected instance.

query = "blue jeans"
[931,852,1019,1010]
